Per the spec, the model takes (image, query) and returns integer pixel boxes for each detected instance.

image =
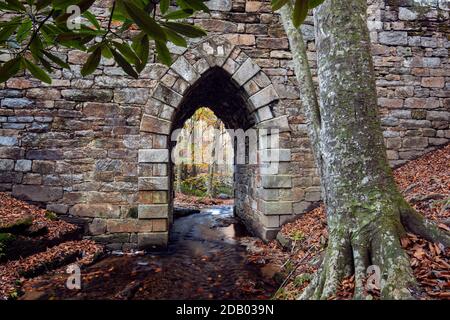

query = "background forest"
[173,108,234,200]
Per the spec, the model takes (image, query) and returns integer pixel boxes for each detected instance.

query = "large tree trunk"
[280,0,450,299]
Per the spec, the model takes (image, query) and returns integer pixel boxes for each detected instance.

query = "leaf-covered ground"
[0,194,104,299]
[0,240,104,299]
[245,144,450,300]
[0,193,78,240]
[174,192,234,209]
[0,145,448,300]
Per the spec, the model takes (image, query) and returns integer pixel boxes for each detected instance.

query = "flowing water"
[21,206,277,300]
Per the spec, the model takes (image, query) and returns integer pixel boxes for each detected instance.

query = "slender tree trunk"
[280,0,450,299]
[175,163,182,193]
[190,118,197,177]
[207,121,220,197]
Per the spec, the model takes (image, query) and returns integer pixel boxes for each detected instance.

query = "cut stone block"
[0,159,14,171]
[249,85,278,110]
[256,106,273,122]
[15,159,32,172]
[138,204,169,219]
[88,218,107,235]
[260,149,291,162]
[138,149,169,163]
[259,200,292,215]
[261,175,292,189]
[258,213,280,228]
[0,136,18,146]
[12,185,63,202]
[107,219,154,233]
[140,114,171,135]
[232,58,260,86]
[138,232,168,249]
[138,177,169,190]
[257,115,291,132]
[138,191,168,204]
[152,84,182,107]
[69,203,121,218]
[206,0,232,11]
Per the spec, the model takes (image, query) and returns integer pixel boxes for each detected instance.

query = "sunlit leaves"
[112,40,140,65]
[0,18,21,42]
[82,11,101,29]
[163,27,187,47]
[159,0,169,14]
[182,0,209,13]
[16,19,32,43]
[132,32,149,72]
[101,45,113,59]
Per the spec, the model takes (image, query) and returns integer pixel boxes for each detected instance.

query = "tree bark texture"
[280,0,450,299]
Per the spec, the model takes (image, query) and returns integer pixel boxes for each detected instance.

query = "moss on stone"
[0,216,33,233]
[45,211,58,221]
[0,233,15,258]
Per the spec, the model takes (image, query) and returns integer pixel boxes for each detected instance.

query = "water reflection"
[21,205,276,300]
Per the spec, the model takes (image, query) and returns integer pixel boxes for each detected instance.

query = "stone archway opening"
[171,107,234,212]
[168,67,257,227]
[170,67,256,131]
[137,37,294,249]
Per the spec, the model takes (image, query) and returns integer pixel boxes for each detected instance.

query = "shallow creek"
[21,205,277,300]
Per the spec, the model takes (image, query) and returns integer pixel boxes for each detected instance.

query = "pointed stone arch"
[136,36,293,248]
[143,36,281,128]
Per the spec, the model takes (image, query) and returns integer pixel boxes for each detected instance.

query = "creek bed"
[20,205,277,300]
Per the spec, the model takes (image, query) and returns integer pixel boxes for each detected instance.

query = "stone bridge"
[0,0,448,250]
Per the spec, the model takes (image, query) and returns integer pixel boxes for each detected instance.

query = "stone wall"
[369,0,449,166]
[0,0,448,249]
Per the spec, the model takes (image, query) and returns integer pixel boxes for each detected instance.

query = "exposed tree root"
[399,202,450,247]
[298,233,353,299]
[298,202,450,300]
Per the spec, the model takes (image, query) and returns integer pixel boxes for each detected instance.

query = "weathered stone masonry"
[0,0,448,249]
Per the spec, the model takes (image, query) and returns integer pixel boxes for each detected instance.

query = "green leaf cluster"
[0,0,209,83]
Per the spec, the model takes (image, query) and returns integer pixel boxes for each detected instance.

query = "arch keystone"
[195,36,235,67]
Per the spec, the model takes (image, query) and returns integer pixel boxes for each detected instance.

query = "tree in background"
[277,0,450,299]
[206,119,220,197]
[173,108,233,199]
